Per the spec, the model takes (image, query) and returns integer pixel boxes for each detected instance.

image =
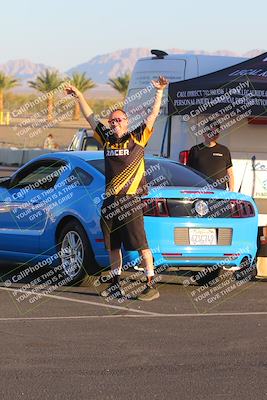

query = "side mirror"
[179,150,190,165]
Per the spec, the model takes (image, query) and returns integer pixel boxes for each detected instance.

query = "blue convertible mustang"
[0,151,258,284]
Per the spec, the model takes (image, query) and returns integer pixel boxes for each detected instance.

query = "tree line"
[0,70,131,121]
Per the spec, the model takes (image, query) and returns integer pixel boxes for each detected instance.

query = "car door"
[0,159,67,255]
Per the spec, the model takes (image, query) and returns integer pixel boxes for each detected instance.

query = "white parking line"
[1,287,267,320]
[0,311,267,322]
[0,286,159,316]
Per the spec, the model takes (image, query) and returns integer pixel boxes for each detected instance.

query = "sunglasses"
[108,117,127,125]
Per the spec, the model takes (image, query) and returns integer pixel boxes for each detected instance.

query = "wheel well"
[55,216,87,242]
[55,215,101,274]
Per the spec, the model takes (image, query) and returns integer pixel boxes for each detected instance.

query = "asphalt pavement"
[0,268,266,400]
[0,166,266,400]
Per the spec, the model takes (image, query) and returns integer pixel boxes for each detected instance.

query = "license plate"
[189,228,217,245]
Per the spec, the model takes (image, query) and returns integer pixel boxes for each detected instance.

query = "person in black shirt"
[65,77,168,301]
[188,122,234,191]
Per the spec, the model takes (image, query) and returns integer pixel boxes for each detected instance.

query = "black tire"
[57,220,97,285]
[233,257,258,281]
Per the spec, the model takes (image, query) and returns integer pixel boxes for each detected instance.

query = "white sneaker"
[223,265,242,272]
[133,265,145,272]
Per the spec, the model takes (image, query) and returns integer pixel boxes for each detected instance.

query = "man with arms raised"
[66,76,168,301]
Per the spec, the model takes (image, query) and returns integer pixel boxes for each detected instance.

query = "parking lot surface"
[0,167,266,399]
[0,267,266,400]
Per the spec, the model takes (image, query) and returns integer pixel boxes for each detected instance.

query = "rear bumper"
[124,251,255,271]
[123,216,258,270]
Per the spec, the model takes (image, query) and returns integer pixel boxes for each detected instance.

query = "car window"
[67,167,93,186]
[11,160,67,190]
[88,159,212,188]
[83,137,102,151]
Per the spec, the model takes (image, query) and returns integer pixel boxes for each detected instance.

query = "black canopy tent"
[168,52,267,118]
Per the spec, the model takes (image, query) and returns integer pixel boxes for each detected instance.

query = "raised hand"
[151,76,169,90]
[65,84,81,98]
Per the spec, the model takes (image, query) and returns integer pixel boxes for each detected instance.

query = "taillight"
[179,150,190,165]
[142,198,169,217]
[230,200,255,218]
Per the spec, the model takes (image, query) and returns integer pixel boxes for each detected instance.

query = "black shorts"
[100,194,149,251]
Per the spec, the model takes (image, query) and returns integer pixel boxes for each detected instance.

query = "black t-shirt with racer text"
[93,122,153,196]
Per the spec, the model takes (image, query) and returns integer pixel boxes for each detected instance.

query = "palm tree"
[0,71,19,113]
[108,72,131,98]
[70,72,95,120]
[28,69,64,121]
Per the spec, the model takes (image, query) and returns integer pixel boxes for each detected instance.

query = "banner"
[168,52,267,117]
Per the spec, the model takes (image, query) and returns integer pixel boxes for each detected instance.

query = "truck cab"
[68,128,102,151]
[125,50,245,158]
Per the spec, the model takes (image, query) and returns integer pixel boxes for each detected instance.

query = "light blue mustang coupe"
[0,151,258,284]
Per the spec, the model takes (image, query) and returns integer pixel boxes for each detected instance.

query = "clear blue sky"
[1,0,266,70]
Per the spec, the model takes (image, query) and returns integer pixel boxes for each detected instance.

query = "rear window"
[67,168,93,186]
[88,159,212,188]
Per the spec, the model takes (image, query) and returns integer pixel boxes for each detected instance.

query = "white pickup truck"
[68,128,102,152]
[68,50,267,267]
[125,50,267,260]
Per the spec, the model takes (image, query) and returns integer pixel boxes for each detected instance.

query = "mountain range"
[0,48,265,97]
